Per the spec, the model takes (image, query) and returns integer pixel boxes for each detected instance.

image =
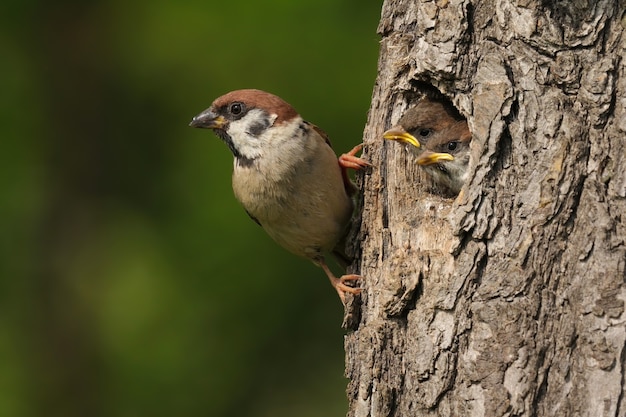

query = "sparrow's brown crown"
[211,89,299,124]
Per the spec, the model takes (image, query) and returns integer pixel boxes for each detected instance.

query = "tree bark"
[345,1,626,416]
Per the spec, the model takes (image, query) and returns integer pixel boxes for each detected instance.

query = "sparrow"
[382,98,463,150]
[189,89,368,303]
[383,97,471,194]
[416,120,471,194]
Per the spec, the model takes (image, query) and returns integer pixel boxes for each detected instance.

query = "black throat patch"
[213,128,254,165]
[213,129,257,168]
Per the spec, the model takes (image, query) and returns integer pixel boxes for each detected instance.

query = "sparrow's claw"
[339,144,370,196]
[333,274,363,304]
[319,260,363,304]
[339,144,371,170]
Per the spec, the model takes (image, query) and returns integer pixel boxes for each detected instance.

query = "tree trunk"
[345,1,626,416]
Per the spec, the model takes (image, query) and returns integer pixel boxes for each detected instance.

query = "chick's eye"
[419,128,432,137]
[230,102,243,115]
[447,141,458,151]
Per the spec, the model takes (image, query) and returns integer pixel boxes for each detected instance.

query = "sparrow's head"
[383,98,463,150]
[416,120,472,193]
[190,89,300,164]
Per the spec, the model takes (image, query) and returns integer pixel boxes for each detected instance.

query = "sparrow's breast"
[231,144,352,258]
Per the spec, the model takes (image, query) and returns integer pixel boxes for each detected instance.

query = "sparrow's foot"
[332,274,363,304]
[319,260,363,304]
[339,144,370,170]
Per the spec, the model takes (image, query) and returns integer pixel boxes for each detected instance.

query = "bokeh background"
[1,1,381,416]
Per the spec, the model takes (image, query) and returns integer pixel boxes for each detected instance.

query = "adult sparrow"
[189,89,368,303]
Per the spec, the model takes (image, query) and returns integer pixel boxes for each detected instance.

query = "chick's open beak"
[189,110,226,129]
[416,151,455,166]
[383,126,421,148]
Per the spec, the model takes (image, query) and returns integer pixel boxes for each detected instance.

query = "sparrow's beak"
[383,126,420,148]
[416,151,455,166]
[189,110,226,129]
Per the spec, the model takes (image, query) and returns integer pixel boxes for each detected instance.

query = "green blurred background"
[0,1,381,416]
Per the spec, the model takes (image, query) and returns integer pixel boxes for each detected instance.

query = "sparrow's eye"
[229,102,244,115]
[447,141,458,151]
[418,128,432,137]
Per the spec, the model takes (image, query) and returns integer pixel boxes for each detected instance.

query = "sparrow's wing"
[306,121,334,149]
[305,120,367,197]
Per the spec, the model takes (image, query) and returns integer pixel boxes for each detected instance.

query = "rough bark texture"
[345,1,626,416]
